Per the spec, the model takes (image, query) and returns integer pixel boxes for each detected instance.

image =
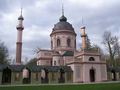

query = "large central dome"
[53,15,74,31]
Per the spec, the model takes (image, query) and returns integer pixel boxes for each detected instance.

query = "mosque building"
[35,10,107,83]
[1,7,119,84]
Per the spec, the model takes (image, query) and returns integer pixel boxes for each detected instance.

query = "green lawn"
[0,83,120,90]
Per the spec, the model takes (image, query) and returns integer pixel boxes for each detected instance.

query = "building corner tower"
[16,9,24,65]
[81,26,87,50]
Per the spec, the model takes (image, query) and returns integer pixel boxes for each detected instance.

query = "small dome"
[53,22,74,30]
[53,15,74,31]
[59,15,67,22]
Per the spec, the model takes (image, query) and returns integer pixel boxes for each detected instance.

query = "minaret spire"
[59,1,67,22]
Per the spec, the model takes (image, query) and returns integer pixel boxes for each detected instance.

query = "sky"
[0,0,120,62]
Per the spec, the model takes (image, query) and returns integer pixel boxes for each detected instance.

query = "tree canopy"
[102,31,120,67]
[86,35,91,49]
[0,40,9,64]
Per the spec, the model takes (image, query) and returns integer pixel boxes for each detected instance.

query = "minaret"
[81,26,87,49]
[16,9,24,65]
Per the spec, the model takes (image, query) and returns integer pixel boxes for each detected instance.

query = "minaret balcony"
[16,25,24,30]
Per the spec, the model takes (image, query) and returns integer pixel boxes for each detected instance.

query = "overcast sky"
[0,0,120,62]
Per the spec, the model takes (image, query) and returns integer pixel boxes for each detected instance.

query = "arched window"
[89,57,95,61]
[67,38,71,47]
[54,61,56,66]
[57,39,61,47]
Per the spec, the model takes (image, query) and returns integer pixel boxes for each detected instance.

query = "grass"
[0,83,120,90]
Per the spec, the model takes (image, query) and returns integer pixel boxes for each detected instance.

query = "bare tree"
[102,31,119,67]
[114,40,120,66]
[102,31,120,80]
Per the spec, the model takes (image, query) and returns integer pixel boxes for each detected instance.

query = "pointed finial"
[59,0,67,22]
[20,2,23,15]
[81,17,86,29]
[82,17,84,26]
[18,7,24,20]
[21,7,22,16]
[62,2,64,16]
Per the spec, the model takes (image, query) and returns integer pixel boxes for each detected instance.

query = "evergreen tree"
[86,35,91,49]
[0,40,9,64]
[26,58,37,66]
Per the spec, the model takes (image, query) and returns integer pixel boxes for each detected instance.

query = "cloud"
[0,0,120,61]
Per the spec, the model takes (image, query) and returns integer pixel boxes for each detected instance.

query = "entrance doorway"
[58,69,65,83]
[2,67,11,84]
[22,68,31,84]
[90,69,95,82]
[111,70,116,81]
[41,69,49,84]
